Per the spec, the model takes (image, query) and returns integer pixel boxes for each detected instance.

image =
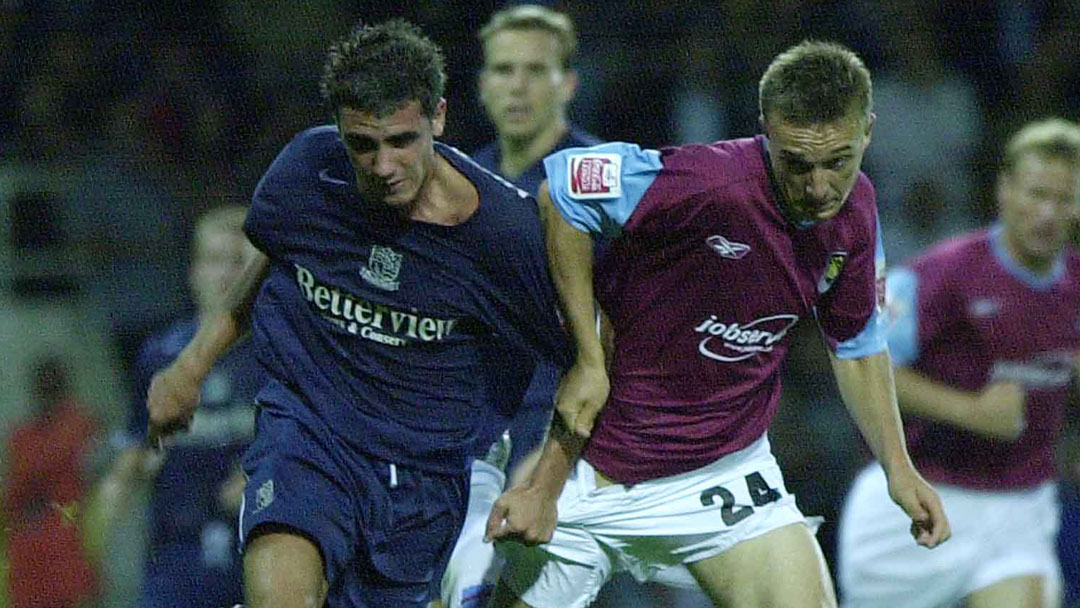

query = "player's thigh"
[687,522,836,608]
[243,529,328,608]
[965,575,1052,608]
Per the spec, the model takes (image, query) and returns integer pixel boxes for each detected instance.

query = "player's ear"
[559,68,579,104]
[477,70,491,109]
[995,171,1011,214]
[431,98,447,137]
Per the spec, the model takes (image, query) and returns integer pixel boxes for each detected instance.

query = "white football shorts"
[838,463,1061,608]
[498,433,811,608]
[439,458,506,608]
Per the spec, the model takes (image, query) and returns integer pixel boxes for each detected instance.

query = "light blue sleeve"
[833,218,889,359]
[542,142,663,238]
[882,267,920,366]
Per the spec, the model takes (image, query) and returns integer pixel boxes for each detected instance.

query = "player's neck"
[1004,237,1056,276]
[498,119,568,179]
[410,154,479,226]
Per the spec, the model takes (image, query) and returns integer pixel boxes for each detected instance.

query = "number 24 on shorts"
[699,472,781,526]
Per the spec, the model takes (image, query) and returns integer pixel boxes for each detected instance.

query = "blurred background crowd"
[1,1,1078,607]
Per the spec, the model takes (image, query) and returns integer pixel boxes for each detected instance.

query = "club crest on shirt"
[817,252,848,294]
[566,153,621,199]
[253,479,274,513]
[360,245,402,291]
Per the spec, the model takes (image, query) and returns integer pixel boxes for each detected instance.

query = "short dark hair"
[320,19,446,119]
[479,4,577,69]
[759,40,872,126]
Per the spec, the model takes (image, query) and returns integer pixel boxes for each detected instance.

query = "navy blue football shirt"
[244,127,570,474]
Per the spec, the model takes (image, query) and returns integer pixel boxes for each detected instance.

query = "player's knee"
[243,525,328,608]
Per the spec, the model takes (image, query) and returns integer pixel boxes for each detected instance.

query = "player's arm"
[484,413,585,545]
[892,368,1025,440]
[884,265,1025,440]
[147,250,270,443]
[1063,352,1080,485]
[830,350,950,548]
[537,180,609,438]
[81,444,163,565]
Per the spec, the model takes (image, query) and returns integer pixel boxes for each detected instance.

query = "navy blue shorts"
[240,409,468,608]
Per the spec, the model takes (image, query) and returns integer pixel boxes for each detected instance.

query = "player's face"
[338,100,446,210]
[480,28,573,141]
[190,228,252,312]
[764,111,873,224]
[998,152,1079,271]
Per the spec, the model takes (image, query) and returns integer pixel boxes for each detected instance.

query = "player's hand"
[976,381,1026,440]
[146,362,203,446]
[483,482,558,546]
[555,360,609,438]
[885,465,950,549]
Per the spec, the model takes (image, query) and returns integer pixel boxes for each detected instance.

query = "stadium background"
[0,0,1078,606]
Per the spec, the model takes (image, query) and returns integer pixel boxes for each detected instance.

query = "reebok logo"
[706,235,750,260]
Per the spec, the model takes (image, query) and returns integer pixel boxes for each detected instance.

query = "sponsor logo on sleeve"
[567,153,622,199]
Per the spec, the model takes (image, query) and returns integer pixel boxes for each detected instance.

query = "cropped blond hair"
[1001,118,1080,175]
[479,4,577,69]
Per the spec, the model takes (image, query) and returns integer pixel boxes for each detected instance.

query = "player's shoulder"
[261,125,348,186]
[849,170,877,207]
[546,141,662,180]
[469,140,499,172]
[907,228,990,275]
[279,125,342,163]
[659,136,769,189]
[439,141,532,206]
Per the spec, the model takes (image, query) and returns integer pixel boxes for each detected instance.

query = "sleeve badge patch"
[566,153,622,199]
